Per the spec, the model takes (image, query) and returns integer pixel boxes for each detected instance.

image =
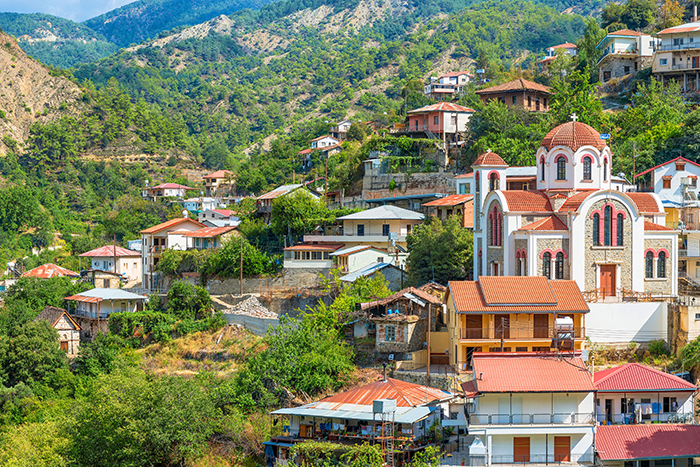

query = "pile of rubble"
[227,296,277,318]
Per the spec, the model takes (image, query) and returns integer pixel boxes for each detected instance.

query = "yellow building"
[445,276,589,371]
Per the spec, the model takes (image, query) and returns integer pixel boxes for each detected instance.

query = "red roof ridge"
[594,362,697,391]
[634,156,700,178]
[518,215,567,231]
[541,121,606,152]
[472,151,508,167]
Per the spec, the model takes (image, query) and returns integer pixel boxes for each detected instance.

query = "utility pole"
[113,235,117,274]
[500,317,505,352]
[426,304,431,386]
[239,239,243,295]
[325,154,328,207]
[632,141,637,180]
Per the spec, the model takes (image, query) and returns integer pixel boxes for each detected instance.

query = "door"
[465,315,483,339]
[492,262,499,276]
[357,224,365,236]
[513,437,530,463]
[554,436,571,462]
[533,314,549,338]
[605,399,612,423]
[60,341,68,352]
[693,56,699,69]
[600,265,616,296]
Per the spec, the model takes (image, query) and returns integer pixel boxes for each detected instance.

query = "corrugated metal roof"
[79,245,141,257]
[337,205,424,221]
[284,243,344,251]
[330,245,388,256]
[310,377,452,408]
[257,184,303,200]
[594,363,697,392]
[66,288,147,301]
[596,425,700,460]
[270,406,432,424]
[657,22,700,34]
[407,102,476,114]
[472,355,596,393]
[21,263,79,279]
[340,262,393,282]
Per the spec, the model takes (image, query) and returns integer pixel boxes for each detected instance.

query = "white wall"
[489,432,593,464]
[652,161,700,203]
[347,249,393,272]
[586,302,667,343]
[595,390,695,423]
[476,392,593,422]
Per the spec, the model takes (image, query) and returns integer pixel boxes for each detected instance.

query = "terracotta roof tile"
[472,356,595,393]
[472,151,508,167]
[596,425,700,461]
[594,363,697,392]
[441,71,473,77]
[558,191,596,212]
[204,170,234,179]
[541,121,606,151]
[21,263,79,279]
[314,377,452,408]
[423,194,473,207]
[644,221,674,231]
[139,217,205,234]
[283,243,344,251]
[408,102,476,113]
[501,190,553,212]
[150,183,192,190]
[550,42,577,49]
[608,28,645,36]
[79,245,141,257]
[183,226,237,238]
[518,215,567,231]
[627,192,662,213]
[448,278,589,313]
[476,78,551,95]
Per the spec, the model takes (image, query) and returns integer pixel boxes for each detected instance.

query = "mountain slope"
[84,0,278,47]
[0,13,118,68]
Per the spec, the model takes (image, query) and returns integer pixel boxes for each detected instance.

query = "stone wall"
[362,172,455,199]
[599,56,639,82]
[203,268,332,295]
[391,369,471,392]
[376,318,427,353]
[643,237,674,295]
[74,316,109,342]
[535,238,570,279]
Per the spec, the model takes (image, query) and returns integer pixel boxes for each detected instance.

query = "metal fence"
[469,413,594,425]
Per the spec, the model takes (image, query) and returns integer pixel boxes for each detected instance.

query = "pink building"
[406,102,475,144]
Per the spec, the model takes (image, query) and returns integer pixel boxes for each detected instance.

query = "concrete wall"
[224,313,279,336]
[363,172,455,199]
[204,269,332,295]
[586,302,667,343]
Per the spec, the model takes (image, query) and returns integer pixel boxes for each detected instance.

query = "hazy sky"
[0,0,135,22]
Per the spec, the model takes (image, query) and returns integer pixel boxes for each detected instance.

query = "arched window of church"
[616,213,624,246]
[542,252,551,279]
[489,206,501,247]
[556,156,566,180]
[489,172,499,191]
[645,251,654,278]
[658,251,666,278]
[604,159,608,182]
[555,252,564,279]
[604,205,612,246]
[592,213,600,246]
[541,158,545,181]
[583,157,592,180]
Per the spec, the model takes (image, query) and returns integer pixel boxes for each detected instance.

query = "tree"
[346,123,367,142]
[166,281,212,321]
[657,0,685,29]
[406,216,473,286]
[576,18,607,83]
[549,67,605,128]
[620,0,656,30]
[0,321,68,387]
[270,190,330,240]
[74,332,125,377]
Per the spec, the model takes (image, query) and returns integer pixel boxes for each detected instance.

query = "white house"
[203,170,235,197]
[182,197,217,213]
[537,42,578,69]
[79,245,142,282]
[330,120,353,140]
[65,288,148,319]
[256,184,321,218]
[463,354,596,465]
[330,245,394,273]
[424,71,473,100]
[283,243,345,270]
[34,306,82,355]
[596,29,657,82]
[310,135,340,149]
[653,21,700,91]
[142,183,192,199]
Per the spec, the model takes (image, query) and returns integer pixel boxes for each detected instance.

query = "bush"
[648,339,669,357]
[167,281,212,321]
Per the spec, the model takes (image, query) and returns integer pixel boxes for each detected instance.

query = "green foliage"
[0,321,68,387]
[74,332,125,377]
[679,336,700,372]
[406,216,473,286]
[290,442,384,467]
[0,419,72,467]
[648,339,669,357]
[166,281,212,320]
[576,18,607,83]
[316,269,392,325]
[270,189,330,239]
[549,67,606,127]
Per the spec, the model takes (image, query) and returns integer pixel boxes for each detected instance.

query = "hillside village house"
[284,242,397,273]
[142,182,192,200]
[79,245,142,282]
[66,288,147,321]
[471,121,678,298]
[462,354,596,465]
[475,79,552,112]
[635,157,700,281]
[34,306,82,355]
[21,263,79,279]
[596,29,656,83]
[197,208,240,227]
[330,120,352,140]
[596,424,700,467]
[84,269,125,289]
[423,194,474,229]
[445,276,589,370]
[405,102,475,147]
[140,216,205,290]
[184,226,238,250]
[423,71,473,100]
[652,20,700,91]
[594,363,697,424]
[330,245,394,273]
[537,42,578,70]
[203,170,235,197]
[339,262,406,291]
[256,184,321,219]
[298,135,342,171]
[182,197,217,213]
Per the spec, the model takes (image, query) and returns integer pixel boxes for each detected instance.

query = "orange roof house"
[476,78,552,111]
[22,263,79,279]
[424,194,474,228]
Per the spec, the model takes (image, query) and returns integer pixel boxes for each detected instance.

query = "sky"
[0,0,135,22]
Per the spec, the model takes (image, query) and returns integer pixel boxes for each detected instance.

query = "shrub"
[648,339,669,357]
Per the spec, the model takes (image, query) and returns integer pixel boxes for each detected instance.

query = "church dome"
[472,151,508,167]
[540,121,606,152]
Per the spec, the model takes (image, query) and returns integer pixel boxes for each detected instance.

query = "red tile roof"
[150,183,192,190]
[476,78,551,95]
[472,151,508,167]
[541,121,606,152]
[204,170,234,179]
[212,209,234,217]
[518,215,567,231]
[472,355,595,393]
[454,172,473,179]
[594,363,697,392]
[407,102,476,114]
[558,191,596,212]
[448,278,589,313]
[596,425,700,461]
[634,156,700,178]
[316,377,451,408]
[297,148,314,154]
[183,226,237,238]
[644,221,674,231]
[441,71,473,77]
[21,263,79,279]
[283,243,344,252]
[139,217,205,234]
[79,245,141,257]
[550,42,577,49]
[423,194,473,207]
[627,192,662,213]
[501,190,553,212]
[608,28,645,36]
[360,286,443,311]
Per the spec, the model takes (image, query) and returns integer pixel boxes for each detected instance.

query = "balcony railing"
[469,412,594,425]
[596,412,694,424]
[490,453,594,464]
[660,43,700,52]
[460,325,584,340]
[671,62,700,70]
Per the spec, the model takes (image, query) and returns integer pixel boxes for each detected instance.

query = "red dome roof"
[472,151,508,167]
[541,122,606,152]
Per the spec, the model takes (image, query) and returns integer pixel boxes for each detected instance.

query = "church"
[472,120,678,297]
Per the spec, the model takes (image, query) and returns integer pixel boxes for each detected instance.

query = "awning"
[270,406,433,424]
[403,292,426,307]
[65,295,102,303]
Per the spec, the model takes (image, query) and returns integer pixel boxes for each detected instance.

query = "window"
[434,115,439,125]
[593,213,600,246]
[555,252,564,279]
[459,183,469,194]
[663,397,677,413]
[658,251,667,278]
[604,205,612,246]
[377,257,384,263]
[556,156,566,180]
[660,58,668,66]
[386,326,396,342]
[604,160,608,181]
[624,66,630,74]
[323,252,330,260]
[695,313,700,320]
[540,158,546,181]
[617,213,624,246]
[645,251,654,278]
[542,252,551,279]
[382,224,390,236]
[512,95,517,105]
[489,172,499,191]
[663,177,672,189]
[583,157,592,180]
[489,206,502,246]
[451,115,457,126]
[528,96,532,107]
[357,224,365,236]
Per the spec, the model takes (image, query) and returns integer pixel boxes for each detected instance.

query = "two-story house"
[197,208,240,227]
[182,197,218,214]
[203,170,235,197]
[475,79,552,112]
[423,194,474,229]
[184,226,237,250]
[330,120,352,140]
[406,102,475,147]
[78,245,142,282]
[653,20,700,92]
[424,71,473,100]
[462,354,596,465]
[445,276,589,370]
[596,29,657,83]
[142,183,192,200]
[140,216,205,290]
[537,42,578,70]
[256,184,321,221]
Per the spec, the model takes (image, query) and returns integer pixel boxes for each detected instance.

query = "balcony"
[304,234,406,244]
[596,412,694,424]
[460,325,584,340]
[489,453,594,464]
[660,43,700,52]
[469,412,594,425]
[597,49,638,64]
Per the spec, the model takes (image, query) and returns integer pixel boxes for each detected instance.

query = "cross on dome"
[570,113,578,122]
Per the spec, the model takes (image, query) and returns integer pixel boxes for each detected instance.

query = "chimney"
[382,362,388,382]
[695,5,698,22]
